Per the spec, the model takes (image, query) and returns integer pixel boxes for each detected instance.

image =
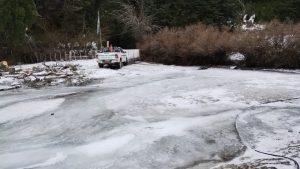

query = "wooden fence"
[31,49,140,63]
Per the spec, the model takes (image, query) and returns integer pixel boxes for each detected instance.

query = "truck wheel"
[117,61,123,69]
[98,63,104,68]
[124,58,128,66]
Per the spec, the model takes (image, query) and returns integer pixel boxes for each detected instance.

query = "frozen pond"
[1,61,300,169]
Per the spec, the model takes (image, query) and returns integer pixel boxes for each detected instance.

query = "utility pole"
[97,10,103,49]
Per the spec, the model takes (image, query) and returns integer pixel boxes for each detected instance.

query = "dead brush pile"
[138,21,300,68]
[0,63,91,91]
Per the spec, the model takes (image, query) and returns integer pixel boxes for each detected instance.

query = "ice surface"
[1,61,300,169]
[77,134,135,156]
[0,98,65,124]
[18,152,67,169]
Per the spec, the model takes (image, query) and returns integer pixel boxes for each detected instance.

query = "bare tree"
[113,0,159,39]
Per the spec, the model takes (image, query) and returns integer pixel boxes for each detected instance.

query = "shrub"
[238,21,300,68]
[138,21,300,68]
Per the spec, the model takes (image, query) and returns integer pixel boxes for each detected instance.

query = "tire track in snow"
[0,89,98,110]
[234,97,300,169]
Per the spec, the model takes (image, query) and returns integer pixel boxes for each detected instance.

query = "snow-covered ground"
[1,60,300,169]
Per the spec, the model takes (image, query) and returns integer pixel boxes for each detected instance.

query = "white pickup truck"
[96,47,128,69]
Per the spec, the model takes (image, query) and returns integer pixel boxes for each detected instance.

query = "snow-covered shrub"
[229,53,245,64]
[241,14,265,31]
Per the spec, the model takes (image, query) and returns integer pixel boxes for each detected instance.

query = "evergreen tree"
[34,0,96,36]
[0,0,38,45]
[144,0,242,27]
[276,0,300,23]
[1,0,300,61]
[244,0,300,22]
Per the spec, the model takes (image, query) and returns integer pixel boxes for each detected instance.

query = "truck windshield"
[101,48,109,53]
[101,47,122,53]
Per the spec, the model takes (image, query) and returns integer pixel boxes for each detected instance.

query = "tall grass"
[138,21,300,68]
